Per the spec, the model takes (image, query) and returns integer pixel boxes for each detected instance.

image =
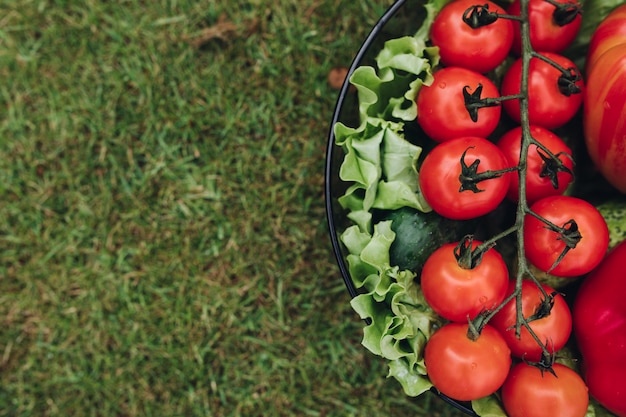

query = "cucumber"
[595,199,626,249]
[376,207,479,275]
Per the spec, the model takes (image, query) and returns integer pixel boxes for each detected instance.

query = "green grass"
[0,1,464,416]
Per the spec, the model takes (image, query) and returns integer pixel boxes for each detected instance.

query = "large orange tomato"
[583,5,626,193]
[587,4,626,73]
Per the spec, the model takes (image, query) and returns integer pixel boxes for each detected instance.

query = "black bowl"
[324,0,480,415]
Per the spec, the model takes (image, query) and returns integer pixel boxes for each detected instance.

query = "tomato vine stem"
[508,0,560,367]
[458,147,519,192]
[530,51,583,95]
[459,1,580,366]
[463,85,523,122]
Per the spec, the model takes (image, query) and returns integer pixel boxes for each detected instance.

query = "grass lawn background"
[0,1,463,415]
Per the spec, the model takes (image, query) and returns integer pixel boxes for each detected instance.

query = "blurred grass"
[0,1,464,416]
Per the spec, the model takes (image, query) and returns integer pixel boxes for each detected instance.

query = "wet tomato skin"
[496,125,574,205]
[501,52,584,130]
[507,0,582,55]
[419,136,510,220]
[490,280,572,361]
[430,0,513,73]
[573,240,626,417]
[424,322,512,401]
[524,195,609,277]
[501,362,589,417]
[416,67,501,143]
[421,240,509,323]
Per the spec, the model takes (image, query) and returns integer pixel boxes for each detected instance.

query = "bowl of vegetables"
[324,0,626,416]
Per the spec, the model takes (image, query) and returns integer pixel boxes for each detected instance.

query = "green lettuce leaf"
[333,0,457,402]
[336,118,429,216]
[333,2,444,218]
[472,395,507,417]
[343,221,443,397]
[388,357,432,397]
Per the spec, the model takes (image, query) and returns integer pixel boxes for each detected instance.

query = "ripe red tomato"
[490,280,572,361]
[573,240,626,417]
[507,0,582,55]
[430,0,513,73]
[497,125,574,204]
[586,4,626,73]
[424,322,511,401]
[524,195,609,277]
[421,239,509,322]
[501,362,589,417]
[416,67,501,142]
[419,136,510,220]
[583,5,626,193]
[501,52,584,129]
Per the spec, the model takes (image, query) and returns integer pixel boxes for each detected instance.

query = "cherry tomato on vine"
[497,125,574,204]
[490,280,572,361]
[424,322,511,401]
[416,67,501,142]
[524,195,609,277]
[501,362,589,417]
[421,238,509,322]
[501,52,584,129]
[507,0,582,55]
[430,0,514,73]
[419,136,511,220]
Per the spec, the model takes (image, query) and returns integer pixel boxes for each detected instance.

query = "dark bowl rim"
[324,0,410,299]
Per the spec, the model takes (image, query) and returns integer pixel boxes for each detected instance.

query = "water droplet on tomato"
[604,101,611,110]
[479,296,488,304]
[471,362,478,370]
[438,82,446,89]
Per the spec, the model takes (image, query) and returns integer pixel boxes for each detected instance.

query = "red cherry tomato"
[524,195,609,277]
[497,125,574,204]
[501,52,584,130]
[501,362,589,417]
[430,0,513,73]
[421,239,509,322]
[424,322,511,401]
[490,280,572,361]
[507,0,582,55]
[419,136,511,220]
[416,67,501,142]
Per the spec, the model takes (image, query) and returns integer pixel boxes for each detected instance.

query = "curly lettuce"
[333,0,449,400]
[341,221,442,397]
[333,5,444,222]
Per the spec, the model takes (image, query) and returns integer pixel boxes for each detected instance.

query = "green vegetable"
[595,199,626,249]
[334,2,447,226]
[341,221,443,397]
[376,207,478,275]
[335,1,453,397]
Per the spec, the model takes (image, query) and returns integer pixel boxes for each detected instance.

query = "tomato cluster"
[412,0,613,415]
